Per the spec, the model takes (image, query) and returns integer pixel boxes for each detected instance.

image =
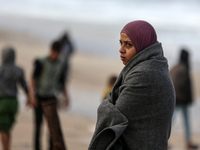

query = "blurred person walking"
[0,47,29,150]
[58,32,74,81]
[29,41,69,150]
[88,20,175,150]
[170,49,198,149]
[59,32,74,64]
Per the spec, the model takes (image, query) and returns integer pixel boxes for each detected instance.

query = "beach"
[0,14,200,150]
[0,19,124,149]
[12,110,95,150]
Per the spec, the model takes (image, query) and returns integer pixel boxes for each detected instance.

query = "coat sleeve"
[32,59,43,79]
[18,69,28,94]
[186,72,193,104]
[88,100,128,150]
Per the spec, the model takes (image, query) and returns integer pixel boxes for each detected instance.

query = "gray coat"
[0,48,28,99]
[170,63,192,105]
[88,42,175,150]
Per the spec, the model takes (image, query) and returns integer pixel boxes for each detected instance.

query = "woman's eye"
[126,43,132,47]
[119,41,122,46]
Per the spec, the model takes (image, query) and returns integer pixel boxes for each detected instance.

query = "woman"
[88,20,175,150]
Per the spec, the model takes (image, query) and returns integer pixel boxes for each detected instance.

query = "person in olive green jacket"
[29,41,69,150]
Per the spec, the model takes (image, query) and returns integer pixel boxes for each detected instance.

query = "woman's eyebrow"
[119,40,132,44]
[124,41,132,43]
[119,40,131,43]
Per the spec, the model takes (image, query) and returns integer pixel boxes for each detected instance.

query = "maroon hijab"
[121,20,157,53]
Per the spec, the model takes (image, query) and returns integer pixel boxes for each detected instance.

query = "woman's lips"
[121,56,125,61]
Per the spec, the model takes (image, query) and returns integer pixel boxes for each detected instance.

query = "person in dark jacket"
[0,47,29,150]
[170,49,198,149]
[59,32,74,64]
[88,20,175,150]
[29,41,69,150]
[58,32,74,82]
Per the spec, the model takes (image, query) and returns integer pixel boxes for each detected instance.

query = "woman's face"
[119,32,137,65]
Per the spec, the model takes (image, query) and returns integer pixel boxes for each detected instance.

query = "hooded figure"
[0,47,28,98]
[88,20,175,150]
[0,47,28,150]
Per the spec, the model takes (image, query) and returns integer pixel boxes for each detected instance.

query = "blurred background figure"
[0,47,29,150]
[102,75,117,100]
[29,41,68,150]
[58,32,74,81]
[170,48,198,149]
[59,32,74,63]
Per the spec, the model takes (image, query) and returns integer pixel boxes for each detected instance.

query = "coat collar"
[120,42,164,78]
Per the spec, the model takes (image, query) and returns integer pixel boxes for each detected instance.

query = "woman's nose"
[119,46,125,53]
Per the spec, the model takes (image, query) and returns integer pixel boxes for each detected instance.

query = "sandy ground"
[11,109,95,150]
[0,24,200,150]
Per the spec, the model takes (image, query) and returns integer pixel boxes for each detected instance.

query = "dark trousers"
[42,101,66,150]
[34,101,53,150]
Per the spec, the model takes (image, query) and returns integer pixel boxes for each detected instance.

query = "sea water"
[0,0,200,67]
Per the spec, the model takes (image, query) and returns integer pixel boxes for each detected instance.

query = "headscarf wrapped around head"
[121,20,157,53]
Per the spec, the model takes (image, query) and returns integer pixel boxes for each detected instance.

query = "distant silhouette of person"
[102,75,117,100]
[59,32,74,63]
[170,48,198,149]
[29,41,69,150]
[0,47,29,150]
[59,32,74,81]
